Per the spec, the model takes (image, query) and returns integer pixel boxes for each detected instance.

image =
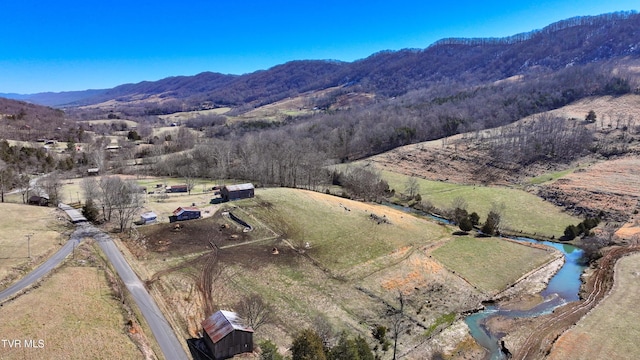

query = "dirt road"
[513,245,640,360]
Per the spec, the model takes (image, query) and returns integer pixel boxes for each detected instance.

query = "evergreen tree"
[259,340,284,360]
[291,329,326,360]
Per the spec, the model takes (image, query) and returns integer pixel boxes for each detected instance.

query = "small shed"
[166,184,188,193]
[169,206,201,223]
[140,212,157,224]
[202,310,254,360]
[28,195,49,206]
[87,168,100,176]
[221,183,255,201]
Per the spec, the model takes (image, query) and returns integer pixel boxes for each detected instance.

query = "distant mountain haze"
[2,11,638,110]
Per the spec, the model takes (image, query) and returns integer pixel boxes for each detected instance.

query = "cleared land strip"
[513,245,640,360]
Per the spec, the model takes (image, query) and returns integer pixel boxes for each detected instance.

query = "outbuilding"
[28,195,49,206]
[139,212,157,224]
[220,183,254,201]
[201,310,254,360]
[166,184,189,193]
[169,206,201,223]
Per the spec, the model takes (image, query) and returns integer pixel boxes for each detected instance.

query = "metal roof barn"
[221,183,254,201]
[169,207,201,223]
[202,310,254,359]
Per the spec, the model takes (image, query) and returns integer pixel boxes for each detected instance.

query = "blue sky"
[0,0,637,94]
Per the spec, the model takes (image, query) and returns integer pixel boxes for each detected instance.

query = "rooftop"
[202,310,253,343]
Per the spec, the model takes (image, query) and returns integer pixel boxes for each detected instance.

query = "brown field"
[0,203,70,288]
[547,252,640,360]
[540,157,640,221]
[0,243,143,360]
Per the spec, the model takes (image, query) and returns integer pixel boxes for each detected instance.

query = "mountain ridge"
[3,10,639,109]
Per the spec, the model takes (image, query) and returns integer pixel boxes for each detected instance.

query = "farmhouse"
[166,184,189,193]
[201,310,254,360]
[169,206,201,223]
[221,183,255,201]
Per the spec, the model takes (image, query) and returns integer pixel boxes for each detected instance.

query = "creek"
[381,202,586,359]
[464,238,586,359]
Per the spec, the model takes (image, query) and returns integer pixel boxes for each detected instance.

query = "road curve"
[0,224,89,302]
[1,204,188,360]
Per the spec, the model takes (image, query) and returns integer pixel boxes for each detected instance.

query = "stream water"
[464,238,586,359]
[382,202,587,359]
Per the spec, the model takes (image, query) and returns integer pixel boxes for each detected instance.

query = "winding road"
[0,204,188,360]
[0,224,85,302]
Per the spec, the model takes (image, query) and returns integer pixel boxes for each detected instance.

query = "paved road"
[91,226,189,360]
[0,224,87,302]
[1,205,188,360]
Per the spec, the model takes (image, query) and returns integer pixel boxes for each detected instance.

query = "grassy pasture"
[128,186,567,357]
[379,169,580,238]
[431,236,557,293]
[239,188,449,273]
[548,252,640,360]
[0,249,142,360]
[526,168,577,185]
[0,204,69,285]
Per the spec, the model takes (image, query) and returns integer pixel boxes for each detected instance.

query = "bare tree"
[391,291,407,360]
[99,176,121,221]
[112,179,143,232]
[0,160,16,203]
[235,294,273,331]
[17,173,31,204]
[80,177,100,203]
[37,172,62,205]
[405,177,420,199]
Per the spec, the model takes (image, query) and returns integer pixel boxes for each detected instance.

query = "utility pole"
[26,234,32,259]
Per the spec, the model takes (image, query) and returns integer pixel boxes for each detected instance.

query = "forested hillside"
[7,11,640,112]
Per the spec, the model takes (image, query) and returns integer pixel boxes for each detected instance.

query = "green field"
[379,169,580,238]
[237,188,450,273]
[526,168,576,185]
[431,236,557,293]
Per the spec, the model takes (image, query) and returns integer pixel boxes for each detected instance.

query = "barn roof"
[202,310,254,343]
[224,183,254,192]
[140,212,157,220]
[173,206,200,216]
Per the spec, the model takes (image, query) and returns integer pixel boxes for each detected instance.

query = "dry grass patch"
[547,252,640,360]
[431,237,556,294]
[0,261,142,359]
[0,204,69,286]
[241,188,449,273]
